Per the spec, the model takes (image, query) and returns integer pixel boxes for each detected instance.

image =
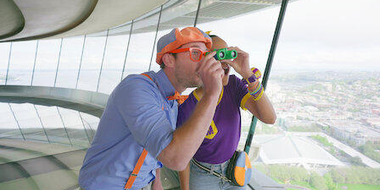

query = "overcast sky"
[1,0,379,75]
[198,0,380,72]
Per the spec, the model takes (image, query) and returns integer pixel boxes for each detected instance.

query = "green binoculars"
[206,48,238,60]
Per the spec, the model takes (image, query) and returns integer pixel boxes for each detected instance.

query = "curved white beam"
[50,0,168,39]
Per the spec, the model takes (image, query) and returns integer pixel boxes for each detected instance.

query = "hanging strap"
[191,159,231,183]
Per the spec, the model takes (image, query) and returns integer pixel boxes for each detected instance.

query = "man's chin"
[193,76,202,87]
[185,78,202,88]
[193,80,203,88]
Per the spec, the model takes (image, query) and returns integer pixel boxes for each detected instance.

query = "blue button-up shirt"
[79,70,178,190]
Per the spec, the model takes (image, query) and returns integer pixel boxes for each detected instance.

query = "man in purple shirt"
[177,35,277,190]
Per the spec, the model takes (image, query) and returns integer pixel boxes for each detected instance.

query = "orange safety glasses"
[169,47,209,62]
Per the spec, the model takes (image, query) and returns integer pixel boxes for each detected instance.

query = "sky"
[1,0,379,76]
[197,0,380,72]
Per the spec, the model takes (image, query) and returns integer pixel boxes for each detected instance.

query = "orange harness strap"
[124,73,152,189]
[124,149,148,189]
[141,73,153,81]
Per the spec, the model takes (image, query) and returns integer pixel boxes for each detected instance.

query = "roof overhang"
[0,0,284,42]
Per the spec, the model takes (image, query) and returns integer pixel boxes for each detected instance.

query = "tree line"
[257,164,380,190]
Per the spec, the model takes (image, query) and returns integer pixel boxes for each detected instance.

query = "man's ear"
[162,53,175,68]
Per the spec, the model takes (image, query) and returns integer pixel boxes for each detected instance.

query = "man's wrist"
[242,73,257,86]
[241,70,253,79]
[202,92,220,104]
[247,80,259,88]
[242,67,262,86]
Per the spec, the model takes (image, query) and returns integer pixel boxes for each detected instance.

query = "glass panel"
[196,1,279,78]
[150,0,201,94]
[265,3,380,185]
[32,39,62,86]
[0,102,100,146]
[9,103,48,142]
[156,0,201,31]
[77,31,108,91]
[123,13,160,76]
[34,105,71,145]
[123,32,156,75]
[0,103,23,139]
[0,43,11,85]
[97,32,130,94]
[148,28,170,74]
[6,41,37,85]
[110,23,134,81]
[55,36,86,89]
[79,113,99,142]
[57,107,90,147]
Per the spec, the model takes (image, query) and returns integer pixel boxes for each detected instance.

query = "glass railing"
[0,102,99,148]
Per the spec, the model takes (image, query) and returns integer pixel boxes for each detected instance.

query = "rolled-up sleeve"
[114,76,174,158]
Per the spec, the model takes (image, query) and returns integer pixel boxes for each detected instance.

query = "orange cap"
[156,27,212,64]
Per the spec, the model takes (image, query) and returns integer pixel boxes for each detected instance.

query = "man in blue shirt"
[78,27,225,189]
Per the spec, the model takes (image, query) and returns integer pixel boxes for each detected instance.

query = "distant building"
[284,120,313,129]
[365,118,380,129]
[328,120,380,145]
[318,82,333,92]
[254,133,345,169]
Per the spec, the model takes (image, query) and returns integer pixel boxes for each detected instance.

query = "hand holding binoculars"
[206,48,238,60]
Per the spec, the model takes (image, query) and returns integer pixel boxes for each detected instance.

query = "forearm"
[245,93,276,124]
[152,168,163,190]
[179,163,190,190]
[158,94,219,170]
[172,94,218,160]
[228,48,276,124]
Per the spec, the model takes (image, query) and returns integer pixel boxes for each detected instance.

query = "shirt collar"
[152,69,176,98]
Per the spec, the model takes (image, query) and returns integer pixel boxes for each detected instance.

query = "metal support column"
[54,38,64,87]
[76,35,87,89]
[120,20,134,81]
[194,0,203,27]
[5,42,13,85]
[79,112,95,139]
[78,111,92,145]
[56,107,73,146]
[96,29,110,92]
[8,103,25,140]
[244,0,289,153]
[148,5,163,71]
[33,105,51,143]
[30,41,39,85]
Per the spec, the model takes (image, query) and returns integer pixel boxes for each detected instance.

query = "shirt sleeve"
[113,76,173,158]
[231,75,251,110]
[177,106,185,129]
[176,94,195,129]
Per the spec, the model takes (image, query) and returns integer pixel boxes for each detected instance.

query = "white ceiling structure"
[0,0,283,42]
